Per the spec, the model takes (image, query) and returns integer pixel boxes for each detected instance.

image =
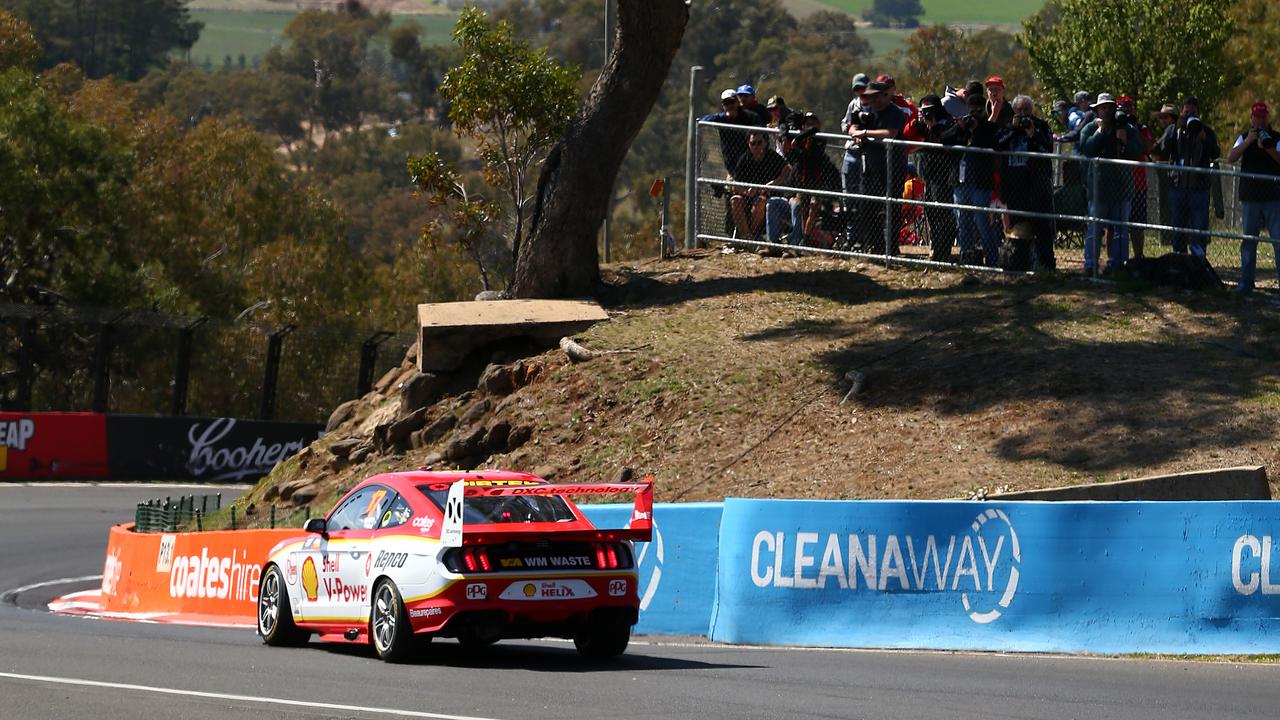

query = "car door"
[297,485,387,622]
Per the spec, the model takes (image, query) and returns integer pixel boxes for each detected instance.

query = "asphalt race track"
[2,485,1278,720]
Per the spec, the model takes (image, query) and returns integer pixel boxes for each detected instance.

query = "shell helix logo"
[522,583,537,598]
[301,557,319,602]
[749,509,1022,624]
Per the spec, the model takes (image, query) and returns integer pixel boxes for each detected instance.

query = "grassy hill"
[239,251,1280,519]
[807,0,1043,25]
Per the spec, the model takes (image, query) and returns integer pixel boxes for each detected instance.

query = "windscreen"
[418,484,577,524]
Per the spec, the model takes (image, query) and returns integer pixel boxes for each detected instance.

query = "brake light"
[463,550,477,572]
[478,548,492,572]
[449,547,493,573]
[594,542,621,570]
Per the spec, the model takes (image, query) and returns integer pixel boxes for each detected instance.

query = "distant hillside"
[188,1,449,14]
[790,0,1043,25]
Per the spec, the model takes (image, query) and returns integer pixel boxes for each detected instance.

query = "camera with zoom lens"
[1015,115,1035,131]
[1114,110,1134,128]
[855,109,878,128]
[1185,116,1204,136]
[1258,129,1277,150]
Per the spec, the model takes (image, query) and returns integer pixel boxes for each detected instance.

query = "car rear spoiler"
[441,476,653,547]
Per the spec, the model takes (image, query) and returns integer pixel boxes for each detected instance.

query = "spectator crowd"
[702,75,1280,295]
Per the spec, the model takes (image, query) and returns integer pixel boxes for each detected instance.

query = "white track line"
[2,574,102,598]
[0,672,505,720]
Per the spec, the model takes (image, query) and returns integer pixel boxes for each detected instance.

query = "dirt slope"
[240,250,1280,517]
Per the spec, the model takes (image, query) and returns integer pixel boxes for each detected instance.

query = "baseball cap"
[1118,95,1136,109]
[766,95,785,109]
[985,75,1005,88]
[1091,92,1117,109]
[1073,90,1091,104]
[720,88,737,101]
[918,94,942,110]
[736,84,756,96]
[876,74,896,87]
[1052,99,1069,114]
[1252,101,1270,117]
[851,73,869,90]
[863,80,891,96]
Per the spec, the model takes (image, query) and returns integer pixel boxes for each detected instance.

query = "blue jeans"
[1085,197,1131,272]
[1240,200,1280,293]
[842,152,861,196]
[953,185,999,265]
[1168,186,1210,256]
[763,197,794,244]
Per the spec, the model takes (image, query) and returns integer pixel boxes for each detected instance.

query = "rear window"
[417,484,577,524]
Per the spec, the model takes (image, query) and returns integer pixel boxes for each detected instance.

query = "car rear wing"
[441,476,653,547]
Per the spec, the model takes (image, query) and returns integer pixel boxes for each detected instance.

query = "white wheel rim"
[259,570,280,636]
[373,585,397,652]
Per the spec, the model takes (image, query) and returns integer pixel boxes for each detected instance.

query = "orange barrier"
[98,523,306,622]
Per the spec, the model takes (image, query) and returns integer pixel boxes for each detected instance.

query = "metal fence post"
[1090,157,1101,279]
[91,321,118,413]
[171,316,206,416]
[685,65,704,250]
[357,331,394,398]
[259,324,296,420]
[15,318,36,411]
[883,140,894,264]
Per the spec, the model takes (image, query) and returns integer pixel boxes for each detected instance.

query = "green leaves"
[0,10,39,72]
[1021,0,1235,122]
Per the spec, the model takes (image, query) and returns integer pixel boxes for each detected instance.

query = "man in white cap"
[702,88,760,178]
[1081,92,1144,274]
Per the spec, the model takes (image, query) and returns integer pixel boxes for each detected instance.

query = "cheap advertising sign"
[106,416,322,482]
[0,412,108,479]
[711,499,1280,654]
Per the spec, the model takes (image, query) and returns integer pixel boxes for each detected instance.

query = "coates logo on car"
[749,509,1021,624]
[411,516,435,533]
[167,548,263,604]
[186,418,310,482]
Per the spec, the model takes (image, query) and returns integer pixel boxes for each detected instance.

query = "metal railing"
[134,493,311,533]
[694,121,1280,291]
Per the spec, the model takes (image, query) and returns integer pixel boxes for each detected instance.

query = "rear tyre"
[370,579,416,663]
[573,618,631,659]
[258,565,309,647]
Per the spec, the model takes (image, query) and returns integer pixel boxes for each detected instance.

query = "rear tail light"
[446,547,493,573]
[593,542,628,570]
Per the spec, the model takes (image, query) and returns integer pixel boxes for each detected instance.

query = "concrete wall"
[991,466,1270,501]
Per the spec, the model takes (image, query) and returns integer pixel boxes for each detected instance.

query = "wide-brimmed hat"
[1091,92,1117,109]
[1158,103,1178,118]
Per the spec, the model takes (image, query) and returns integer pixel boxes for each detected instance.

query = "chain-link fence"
[695,120,1280,292]
[1,303,417,422]
[135,493,313,533]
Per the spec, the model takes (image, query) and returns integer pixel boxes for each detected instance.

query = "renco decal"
[749,509,1021,624]
[167,548,263,603]
[186,418,309,482]
[0,418,35,450]
[373,551,408,570]
[1231,535,1280,595]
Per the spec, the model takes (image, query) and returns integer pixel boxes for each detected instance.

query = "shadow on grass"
[617,264,1280,474]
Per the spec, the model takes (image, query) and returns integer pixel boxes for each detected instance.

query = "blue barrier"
[710,498,1280,654]
[581,502,723,636]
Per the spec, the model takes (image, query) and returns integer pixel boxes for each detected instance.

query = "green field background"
[189,9,457,66]
[812,0,1042,25]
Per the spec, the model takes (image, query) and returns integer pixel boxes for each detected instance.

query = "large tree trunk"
[511,0,688,299]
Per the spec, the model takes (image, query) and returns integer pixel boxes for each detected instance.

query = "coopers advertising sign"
[711,499,1280,654]
[106,415,322,482]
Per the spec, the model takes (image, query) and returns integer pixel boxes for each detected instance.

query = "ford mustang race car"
[256,470,652,662]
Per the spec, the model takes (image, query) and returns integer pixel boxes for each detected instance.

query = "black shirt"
[733,150,787,192]
[1235,127,1280,203]
[942,117,1000,189]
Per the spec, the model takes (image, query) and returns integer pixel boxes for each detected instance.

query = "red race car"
[257,469,652,662]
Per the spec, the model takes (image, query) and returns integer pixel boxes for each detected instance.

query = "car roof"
[363,469,549,495]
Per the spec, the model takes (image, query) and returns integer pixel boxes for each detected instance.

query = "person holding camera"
[729,131,792,245]
[995,95,1056,271]
[942,92,1001,266]
[1081,93,1145,274]
[781,113,840,248]
[847,80,908,254]
[1225,102,1280,296]
[1156,96,1220,257]
[912,95,959,262]
[841,74,871,197]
